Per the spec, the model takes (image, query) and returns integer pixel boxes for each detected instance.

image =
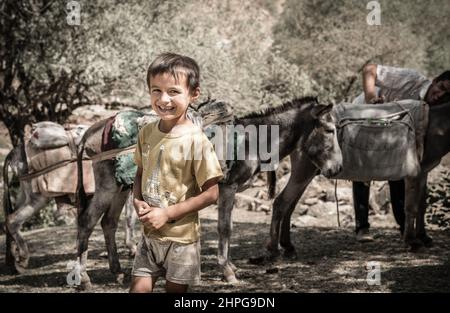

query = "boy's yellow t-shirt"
[134,120,223,244]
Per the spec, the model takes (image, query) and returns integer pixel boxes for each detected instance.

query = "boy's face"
[149,72,199,122]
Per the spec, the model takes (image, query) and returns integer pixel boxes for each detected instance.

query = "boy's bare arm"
[363,64,384,103]
[133,166,151,216]
[167,178,220,220]
[139,177,220,229]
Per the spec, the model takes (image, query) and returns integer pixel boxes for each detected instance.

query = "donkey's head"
[302,103,343,178]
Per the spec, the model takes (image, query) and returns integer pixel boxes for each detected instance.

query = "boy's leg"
[165,280,188,293]
[129,235,165,293]
[388,179,405,235]
[352,181,373,242]
[130,276,157,293]
[165,240,201,292]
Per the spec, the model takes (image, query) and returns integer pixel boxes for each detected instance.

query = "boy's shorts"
[131,235,201,286]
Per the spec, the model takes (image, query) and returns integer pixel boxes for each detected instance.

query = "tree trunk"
[4,119,25,147]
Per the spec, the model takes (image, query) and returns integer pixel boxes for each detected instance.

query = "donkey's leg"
[217,183,239,283]
[279,180,315,259]
[124,191,137,257]
[267,188,289,259]
[266,153,314,256]
[6,195,49,273]
[101,190,129,284]
[278,154,317,259]
[262,150,317,264]
[415,174,433,247]
[76,192,111,289]
[403,176,424,252]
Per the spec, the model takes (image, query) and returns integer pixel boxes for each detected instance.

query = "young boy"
[130,53,223,293]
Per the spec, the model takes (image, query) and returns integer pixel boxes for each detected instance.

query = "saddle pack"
[24,122,95,197]
[331,99,429,181]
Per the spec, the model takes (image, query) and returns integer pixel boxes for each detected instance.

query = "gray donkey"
[261,100,450,269]
[403,101,450,251]
[2,141,137,274]
[217,97,343,283]
[73,98,342,288]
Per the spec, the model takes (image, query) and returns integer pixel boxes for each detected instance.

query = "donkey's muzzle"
[322,164,343,178]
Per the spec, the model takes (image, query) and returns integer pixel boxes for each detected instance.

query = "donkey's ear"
[311,103,333,118]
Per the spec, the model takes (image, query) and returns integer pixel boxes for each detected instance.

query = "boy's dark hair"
[434,70,450,82]
[147,52,200,93]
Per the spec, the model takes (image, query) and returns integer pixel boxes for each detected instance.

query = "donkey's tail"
[267,171,276,199]
[76,135,89,214]
[3,149,15,218]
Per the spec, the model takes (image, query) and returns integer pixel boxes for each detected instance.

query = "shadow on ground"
[1,219,449,292]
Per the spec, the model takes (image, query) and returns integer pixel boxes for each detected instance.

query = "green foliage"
[0,1,92,144]
[71,0,315,115]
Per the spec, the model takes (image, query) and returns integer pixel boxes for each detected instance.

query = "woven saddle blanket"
[25,122,95,197]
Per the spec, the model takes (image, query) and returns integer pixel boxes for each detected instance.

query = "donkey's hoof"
[76,273,93,291]
[419,235,433,248]
[77,281,92,291]
[282,248,298,260]
[406,239,424,253]
[221,262,239,284]
[223,274,239,284]
[228,262,238,273]
[77,278,93,291]
[14,261,27,274]
[14,256,29,274]
[248,253,280,265]
[115,272,125,285]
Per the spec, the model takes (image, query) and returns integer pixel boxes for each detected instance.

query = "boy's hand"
[133,198,152,217]
[139,207,169,230]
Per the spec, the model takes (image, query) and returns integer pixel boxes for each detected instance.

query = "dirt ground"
[1,201,449,293]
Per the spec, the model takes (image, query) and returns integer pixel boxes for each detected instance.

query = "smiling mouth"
[157,105,176,113]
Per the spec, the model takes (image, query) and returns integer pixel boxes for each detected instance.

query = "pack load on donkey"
[99,110,159,186]
[23,122,94,197]
[331,99,429,181]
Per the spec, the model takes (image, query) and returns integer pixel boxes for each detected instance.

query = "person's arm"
[362,64,384,104]
[139,177,220,229]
